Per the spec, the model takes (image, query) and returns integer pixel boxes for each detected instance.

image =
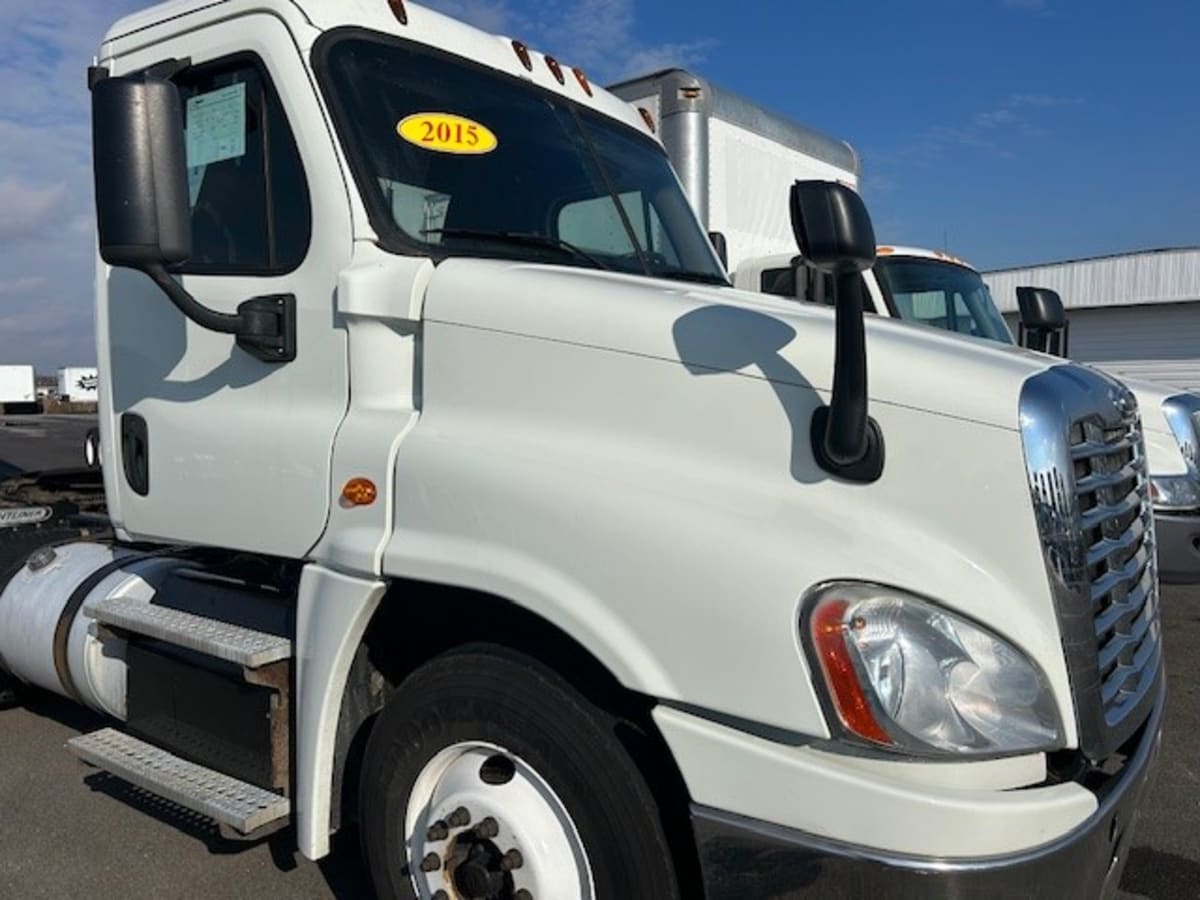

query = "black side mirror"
[1016,286,1069,357]
[789,181,883,482]
[90,74,295,363]
[92,76,192,268]
[790,181,876,275]
[707,231,728,270]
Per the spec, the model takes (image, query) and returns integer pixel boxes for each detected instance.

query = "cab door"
[99,13,351,556]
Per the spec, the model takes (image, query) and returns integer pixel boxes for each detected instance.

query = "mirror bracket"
[810,408,885,483]
[236,294,297,363]
[142,264,296,363]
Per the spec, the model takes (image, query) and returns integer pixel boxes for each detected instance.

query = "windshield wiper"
[422,228,613,271]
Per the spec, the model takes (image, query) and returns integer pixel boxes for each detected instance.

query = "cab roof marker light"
[810,598,894,745]
[638,107,656,133]
[511,40,533,71]
[572,66,593,96]
[387,0,408,25]
[544,55,565,85]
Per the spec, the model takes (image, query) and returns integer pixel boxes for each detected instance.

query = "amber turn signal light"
[342,477,378,507]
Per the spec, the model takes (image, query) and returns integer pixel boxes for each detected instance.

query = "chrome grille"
[1070,412,1159,726]
[1020,365,1163,761]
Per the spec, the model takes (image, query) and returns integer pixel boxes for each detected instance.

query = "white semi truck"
[0,2,1164,898]
[737,246,1200,584]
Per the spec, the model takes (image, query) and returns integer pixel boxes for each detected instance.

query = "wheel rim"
[404,741,596,900]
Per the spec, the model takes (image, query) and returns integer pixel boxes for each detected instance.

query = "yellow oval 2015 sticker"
[397,113,498,155]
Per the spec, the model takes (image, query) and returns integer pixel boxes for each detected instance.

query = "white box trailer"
[0,365,36,410]
[56,366,99,402]
[609,69,859,271]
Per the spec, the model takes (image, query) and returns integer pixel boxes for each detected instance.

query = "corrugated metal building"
[983,247,1200,391]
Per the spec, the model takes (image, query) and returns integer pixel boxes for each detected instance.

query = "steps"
[68,728,290,835]
[84,595,292,668]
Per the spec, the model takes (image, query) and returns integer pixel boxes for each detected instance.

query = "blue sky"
[0,0,1195,368]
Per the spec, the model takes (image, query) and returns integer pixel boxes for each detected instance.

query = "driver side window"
[173,56,311,274]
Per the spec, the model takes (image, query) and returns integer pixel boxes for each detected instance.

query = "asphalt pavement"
[0,415,1198,898]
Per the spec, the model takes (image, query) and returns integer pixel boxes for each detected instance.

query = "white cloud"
[423,0,713,80]
[0,0,142,369]
[0,276,48,296]
[901,93,1085,163]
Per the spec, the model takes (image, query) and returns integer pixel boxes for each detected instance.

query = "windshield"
[317,33,727,285]
[874,257,1014,344]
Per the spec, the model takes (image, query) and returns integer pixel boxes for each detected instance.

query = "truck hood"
[425,259,1055,432]
[1115,375,1190,477]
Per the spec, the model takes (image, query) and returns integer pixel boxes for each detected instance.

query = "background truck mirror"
[789,181,875,275]
[1016,286,1070,357]
[707,231,728,270]
[91,76,192,269]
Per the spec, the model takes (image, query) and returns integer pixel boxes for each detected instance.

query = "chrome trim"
[1019,365,1162,761]
[1162,392,1200,477]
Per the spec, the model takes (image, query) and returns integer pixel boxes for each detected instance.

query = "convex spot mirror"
[789,181,875,275]
[92,75,192,269]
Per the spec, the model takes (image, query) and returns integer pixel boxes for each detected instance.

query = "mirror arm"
[825,271,869,462]
[810,271,884,482]
[141,263,297,363]
[143,263,242,334]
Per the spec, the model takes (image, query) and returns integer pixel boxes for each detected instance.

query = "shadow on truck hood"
[425,258,1058,431]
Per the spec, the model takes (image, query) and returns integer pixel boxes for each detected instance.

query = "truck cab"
[0,3,1165,898]
[739,244,1200,583]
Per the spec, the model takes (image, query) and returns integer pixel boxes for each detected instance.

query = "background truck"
[608,69,858,272]
[0,364,37,413]
[0,2,1164,898]
[56,366,100,403]
[737,246,1200,583]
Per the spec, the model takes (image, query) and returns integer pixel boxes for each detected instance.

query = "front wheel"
[359,646,681,900]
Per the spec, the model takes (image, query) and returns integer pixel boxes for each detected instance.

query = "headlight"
[1150,475,1200,512]
[804,583,1063,756]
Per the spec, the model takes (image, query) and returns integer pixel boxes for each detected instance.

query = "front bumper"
[1155,511,1200,583]
[690,681,1164,900]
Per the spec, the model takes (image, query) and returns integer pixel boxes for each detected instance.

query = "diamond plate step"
[68,728,290,835]
[84,595,292,668]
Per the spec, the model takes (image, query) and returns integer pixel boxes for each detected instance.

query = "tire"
[359,645,681,900]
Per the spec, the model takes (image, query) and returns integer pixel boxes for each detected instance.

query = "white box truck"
[0,364,37,412]
[608,69,858,272]
[56,366,99,402]
[0,3,1163,898]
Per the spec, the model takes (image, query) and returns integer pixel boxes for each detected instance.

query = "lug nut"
[447,806,472,827]
[501,849,524,871]
[426,820,449,841]
[475,816,499,839]
[420,852,442,873]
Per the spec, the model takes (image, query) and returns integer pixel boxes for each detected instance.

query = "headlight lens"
[806,583,1063,756]
[1150,475,1200,512]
